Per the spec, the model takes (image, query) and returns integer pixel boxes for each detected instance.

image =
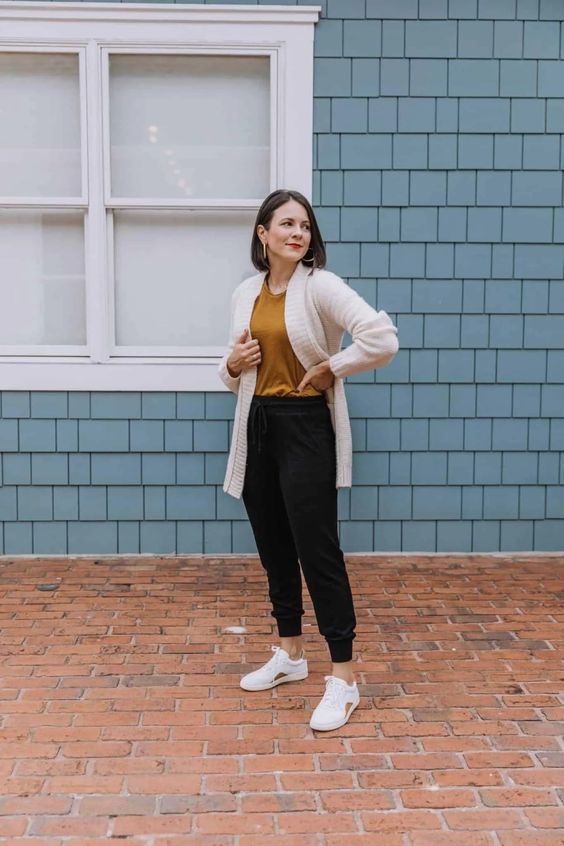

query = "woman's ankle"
[280,638,304,660]
[331,661,355,685]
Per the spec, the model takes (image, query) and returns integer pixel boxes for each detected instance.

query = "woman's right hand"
[227,329,262,377]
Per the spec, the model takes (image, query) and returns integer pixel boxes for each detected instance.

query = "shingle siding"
[1,0,563,553]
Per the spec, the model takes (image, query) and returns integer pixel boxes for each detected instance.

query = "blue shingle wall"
[1,0,563,554]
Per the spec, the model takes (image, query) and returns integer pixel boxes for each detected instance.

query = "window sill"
[0,360,228,391]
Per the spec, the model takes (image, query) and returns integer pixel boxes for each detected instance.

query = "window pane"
[0,53,81,197]
[109,55,270,199]
[0,210,85,345]
[113,210,256,347]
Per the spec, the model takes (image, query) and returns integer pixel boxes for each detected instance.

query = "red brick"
[480,787,558,807]
[0,818,28,836]
[280,772,353,791]
[239,837,318,846]
[320,790,395,811]
[508,769,564,787]
[525,808,564,829]
[362,811,442,832]
[347,735,416,750]
[93,757,166,775]
[409,834,496,846]
[433,769,503,787]
[451,721,519,736]
[243,755,315,773]
[499,835,564,846]
[400,788,477,808]
[277,811,358,834]
[78,797,156,816]
[61,741,133,758]
[358,771,431,789]
[111,816,191,835]
[493,737,561,751]
[422,737,491,752]
[0,777,45,795]
[326,837,403,846]
[30,817,109,837]
[126,774,201,794]
[464,751,535,769]
[0,796,72,815]
[241,793,315,813]
[205,774,276,793]
[381,722,450,737]
[444,809,526,829]
[319,753,387,770]
[196,813,274,835]
[518,721,564,736]
[391,753,463,770]
[537,753,564,767]
[0,743,58,759]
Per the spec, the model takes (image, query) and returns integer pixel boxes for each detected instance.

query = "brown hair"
[251,189,327,272]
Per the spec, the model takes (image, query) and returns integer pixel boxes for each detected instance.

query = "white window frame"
[0,2,320,391]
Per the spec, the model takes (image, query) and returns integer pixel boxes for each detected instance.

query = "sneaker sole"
[310,697,359,732]
[240,669,309,692]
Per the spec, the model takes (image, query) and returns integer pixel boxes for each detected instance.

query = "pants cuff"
[277,619,303,638]
[327,639,353,663]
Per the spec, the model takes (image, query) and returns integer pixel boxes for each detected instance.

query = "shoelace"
[319,676,344,710]
[265,644,284,671]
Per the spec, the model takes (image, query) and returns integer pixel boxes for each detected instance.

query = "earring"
[262,241,268,262]
[302,248,315,266]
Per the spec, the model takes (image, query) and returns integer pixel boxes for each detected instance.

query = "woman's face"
[258,200,312,266]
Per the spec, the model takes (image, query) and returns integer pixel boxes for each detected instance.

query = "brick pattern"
[1,0,564,553]
[0,554,563,844]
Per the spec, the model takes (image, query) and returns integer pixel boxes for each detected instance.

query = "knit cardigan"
[218,262,399,499]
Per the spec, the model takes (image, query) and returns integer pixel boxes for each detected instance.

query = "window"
[0,3,320,390]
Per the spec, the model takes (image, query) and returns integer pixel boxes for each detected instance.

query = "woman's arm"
[218,288,243,393]
[314,272,399,379]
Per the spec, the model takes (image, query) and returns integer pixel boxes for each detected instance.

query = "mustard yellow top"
[250,280,321,398]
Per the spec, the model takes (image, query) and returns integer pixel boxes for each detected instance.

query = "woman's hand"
[297,360,335,393]
[227,329,262,377]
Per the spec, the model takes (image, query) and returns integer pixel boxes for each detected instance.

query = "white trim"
[0,43,88,206]
[105,199,267,209]
[85,40,111,365]
[109,346,227,358]
[270,47,281,190]
[0,2,320,391]
[0,346,89,357]
[100,43,282,207]
[0,3,321,24]
[78,46,89,204]
[0,197,87,207]
[0,362,228,391]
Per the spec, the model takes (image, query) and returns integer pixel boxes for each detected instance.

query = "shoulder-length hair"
[250,189,327,272]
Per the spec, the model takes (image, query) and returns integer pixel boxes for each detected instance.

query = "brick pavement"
[0,553,563,846]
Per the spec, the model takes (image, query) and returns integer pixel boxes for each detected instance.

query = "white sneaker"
[240,645,308,691]
[309,675,360,731]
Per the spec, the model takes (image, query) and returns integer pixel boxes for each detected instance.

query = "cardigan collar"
[243,262,322,372]
[253,259,312,296]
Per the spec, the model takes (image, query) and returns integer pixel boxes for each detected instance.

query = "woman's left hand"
[297,360,335,393]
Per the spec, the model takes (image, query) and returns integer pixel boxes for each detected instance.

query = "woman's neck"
[266,259,299,292]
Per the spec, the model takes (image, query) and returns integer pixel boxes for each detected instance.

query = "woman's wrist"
[226,357,241,378]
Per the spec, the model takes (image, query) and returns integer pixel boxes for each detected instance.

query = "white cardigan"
[218,262,399,499]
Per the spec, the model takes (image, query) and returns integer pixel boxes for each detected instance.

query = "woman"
[218,189,398,732]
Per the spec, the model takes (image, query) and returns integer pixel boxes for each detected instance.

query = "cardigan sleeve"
[313,272,399,379]
[217,287,242,394]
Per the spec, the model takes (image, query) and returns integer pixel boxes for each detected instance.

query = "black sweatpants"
[242,395,357,663]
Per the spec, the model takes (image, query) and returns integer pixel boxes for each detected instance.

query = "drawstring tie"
[249,401,268,454]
